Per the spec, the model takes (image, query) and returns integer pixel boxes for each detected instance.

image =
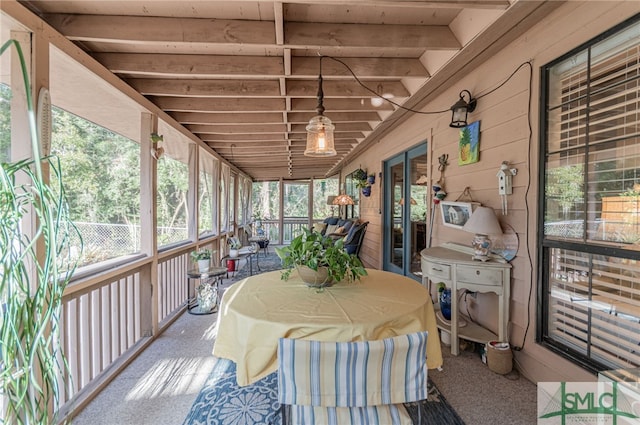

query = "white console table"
[421,243,511,355]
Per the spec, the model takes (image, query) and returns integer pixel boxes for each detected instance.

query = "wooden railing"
[59,258,150,416]
[260,218,311,244]
[56,241,218,422]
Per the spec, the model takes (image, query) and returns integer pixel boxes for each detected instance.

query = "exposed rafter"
[15,0,563,181]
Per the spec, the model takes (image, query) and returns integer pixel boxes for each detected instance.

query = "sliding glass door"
[383,143,428,280]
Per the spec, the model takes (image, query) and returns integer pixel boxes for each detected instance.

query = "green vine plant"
[1,39,81,424]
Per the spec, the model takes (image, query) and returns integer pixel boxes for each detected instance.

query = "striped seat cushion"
[277,331,428,408]
[290,404,413,425]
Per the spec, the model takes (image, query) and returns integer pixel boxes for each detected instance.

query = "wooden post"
[139,112,158,337]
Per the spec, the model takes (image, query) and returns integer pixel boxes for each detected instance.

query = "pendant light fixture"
[305,57,336,157]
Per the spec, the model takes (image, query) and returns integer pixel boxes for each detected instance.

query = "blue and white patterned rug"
[182,358,280,425]
[182,357,465,425]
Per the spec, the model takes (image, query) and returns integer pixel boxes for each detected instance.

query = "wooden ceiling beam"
[287,111,380,123]
[43,14,276,45]
[292,57,428,78]
[215,152,289,157]
[93,53,284,77]
[95,52,427,79]
[289,132,364,140]
[171,112,284,124]
[153,96,285,112]
[279,1,509,9]
[207,141,288,148]
[127,79,282,97]
[287,79,409,98]
[187,124,288,134]
[201,133,287,141]
[285,22,460,50]
[291,97,393,112]
[290,122,371,132]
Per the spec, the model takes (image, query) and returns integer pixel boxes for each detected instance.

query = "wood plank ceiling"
[19,0,524,181]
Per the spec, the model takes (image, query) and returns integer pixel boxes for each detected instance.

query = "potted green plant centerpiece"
[191,249,212,272]
[276,228,367,288]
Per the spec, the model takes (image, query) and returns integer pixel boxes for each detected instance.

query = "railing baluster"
[57,245,201,417]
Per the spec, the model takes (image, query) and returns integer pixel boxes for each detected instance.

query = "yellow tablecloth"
[213,269,443,386]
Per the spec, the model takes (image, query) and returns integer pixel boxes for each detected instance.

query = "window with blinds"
[541,16,640,372]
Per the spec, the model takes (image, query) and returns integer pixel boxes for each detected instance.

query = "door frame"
[382,142,428,279]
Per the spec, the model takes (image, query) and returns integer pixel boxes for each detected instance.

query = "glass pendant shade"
[305,115,336,156]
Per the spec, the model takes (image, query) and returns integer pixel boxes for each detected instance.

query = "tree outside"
[0,84,10,163]
[50,107,190,265]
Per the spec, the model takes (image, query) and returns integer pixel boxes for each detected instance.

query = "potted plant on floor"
[275,228,367,288]
[191,249,212,272]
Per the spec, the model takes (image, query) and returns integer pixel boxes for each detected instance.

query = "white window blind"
[543,18,640,371]
[549,248,640,369]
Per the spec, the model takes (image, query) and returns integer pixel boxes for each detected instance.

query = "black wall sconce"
[450,90,477,128]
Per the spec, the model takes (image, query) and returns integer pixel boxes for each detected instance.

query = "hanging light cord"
[321,55,533,117]
[474,60,533,101]
[316,56,326,115]
[323,55,449,115]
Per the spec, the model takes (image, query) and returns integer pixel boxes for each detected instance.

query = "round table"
[213,268,442,386]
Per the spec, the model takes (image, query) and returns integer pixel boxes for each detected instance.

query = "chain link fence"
[69,222,187,267]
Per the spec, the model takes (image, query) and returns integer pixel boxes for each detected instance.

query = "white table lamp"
[462,206,502,261]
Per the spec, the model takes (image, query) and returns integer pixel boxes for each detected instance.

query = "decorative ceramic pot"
[361,186,372,197]
[297,265,334,288]
[440,288,452,320]
[197,259,210,272]
[229,249,239,258]
[367,174,375,185]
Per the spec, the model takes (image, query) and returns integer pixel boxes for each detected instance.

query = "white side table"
[421,243,511,355]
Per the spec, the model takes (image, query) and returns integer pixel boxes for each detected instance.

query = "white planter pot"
[197,259,210,272]
[229,249,239,258]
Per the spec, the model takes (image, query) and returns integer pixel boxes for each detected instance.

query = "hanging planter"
[353,168,368,189]
[361,186,372,197]
[367,174,376,185]
[150,132,164,160]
